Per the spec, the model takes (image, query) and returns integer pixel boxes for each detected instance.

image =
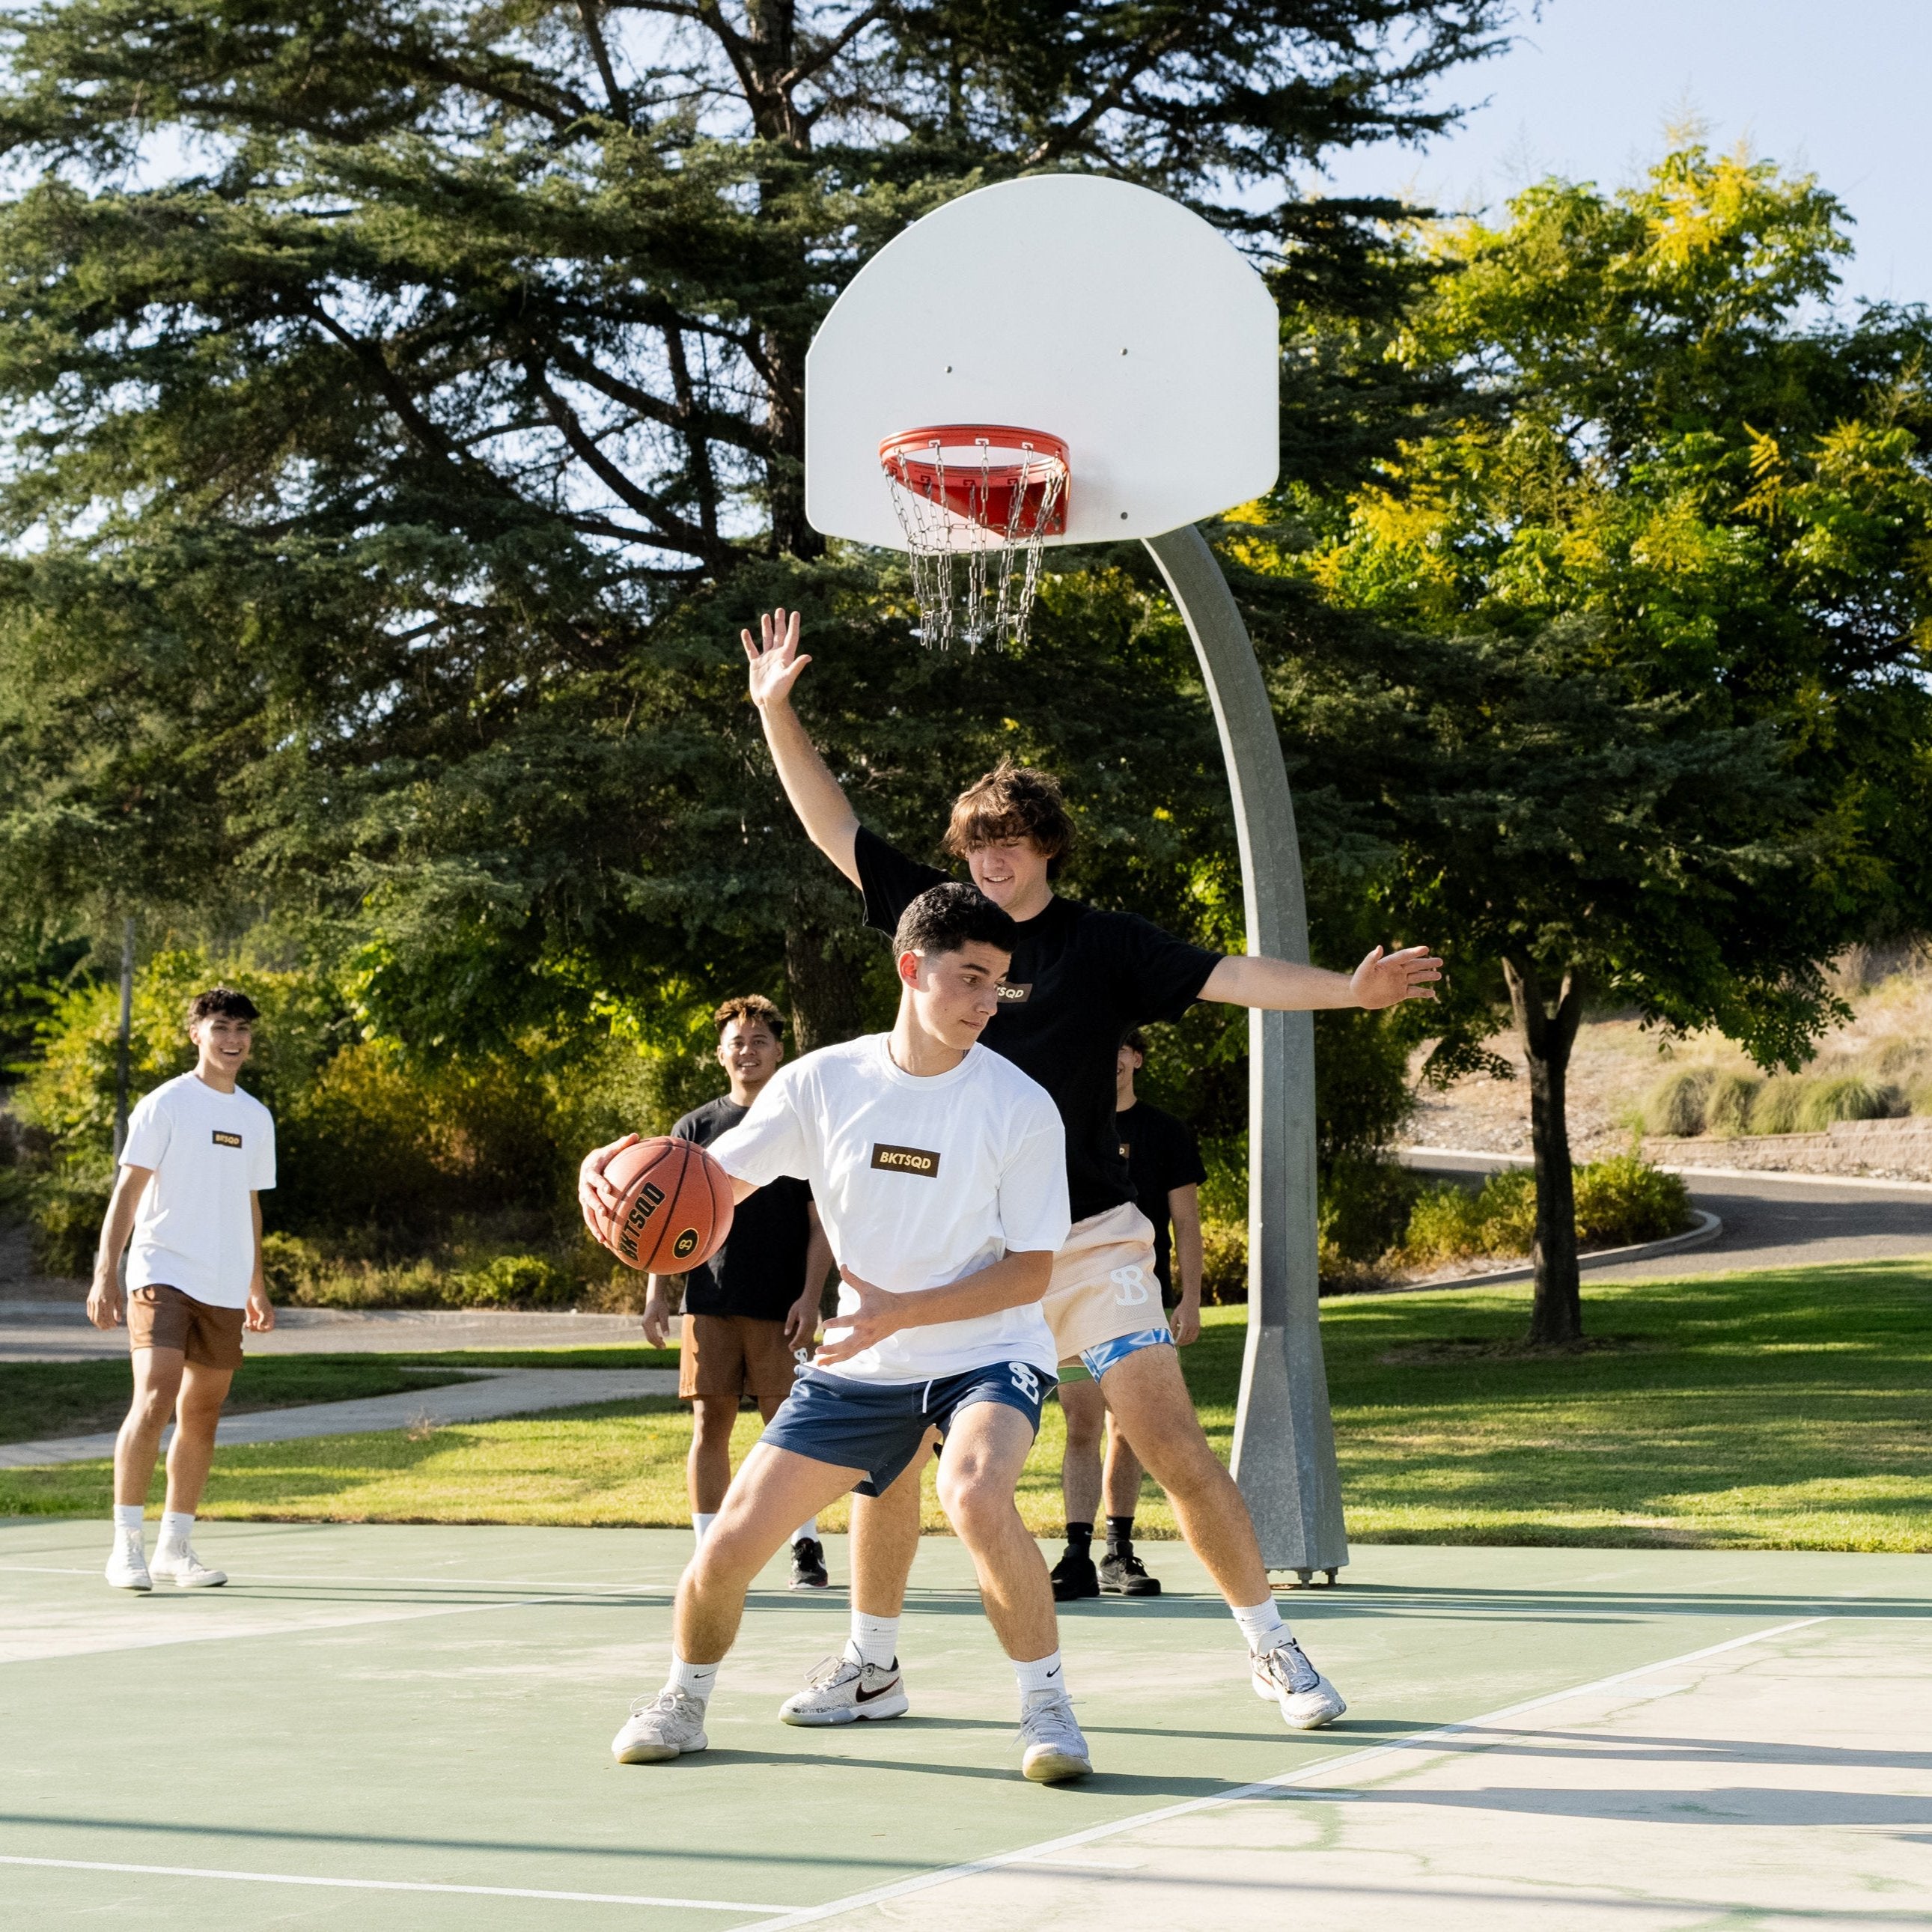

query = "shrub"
[1398,1180,1490,1267]
[457,1253,574,1308]
[1641,1067,1714,1137]
[1573,1155,1692,1246]
[1199,1218,1247,1305]
[1797,1076,1895,1130]
[1319,1159,1420,1265]
[1703,1071,1760,1136]
[1751,1075,1808,1135]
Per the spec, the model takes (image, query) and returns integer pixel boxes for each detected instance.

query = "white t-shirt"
[708,1034,1070,1383]
[121,1073,277,1309]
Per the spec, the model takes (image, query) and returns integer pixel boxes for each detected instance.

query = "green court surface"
[2,1520,1928,1930]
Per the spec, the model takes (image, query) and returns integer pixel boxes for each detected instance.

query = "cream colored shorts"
[1040,1201,1171,1366]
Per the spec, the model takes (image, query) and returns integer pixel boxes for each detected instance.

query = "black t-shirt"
[670,1095,814,1321]
[855,826,1222,1224]
[1115,1100,1207,1301]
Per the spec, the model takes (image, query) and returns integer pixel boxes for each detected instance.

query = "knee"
[936,1468,1011,1544]
[690,1401,734,1451]
[129,1382,177,1428]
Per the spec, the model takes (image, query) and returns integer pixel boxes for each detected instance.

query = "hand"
[245,1285,275,1333]
[85,1277,124,1331]
[743,607,811,713]
[1170,1295,1201,1346]
[782,1290,818,1353]
[812,1267,905,1367]
[579,1134,639,1236]
[640,1292,674,1349]
[1351,943,1443,1010]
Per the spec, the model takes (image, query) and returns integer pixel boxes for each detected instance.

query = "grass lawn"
[0,1355,496,1443]
[3,1259,1927,1550]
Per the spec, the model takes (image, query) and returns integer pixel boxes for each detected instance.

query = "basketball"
[597,1137,734,1274]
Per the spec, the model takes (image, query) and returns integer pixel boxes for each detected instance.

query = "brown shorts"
[1040,1201,1173,1365]
[678,1313,802,1407]
[127,1285,246,1371]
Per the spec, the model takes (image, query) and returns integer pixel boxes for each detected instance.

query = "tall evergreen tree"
[0,0,1508,1044]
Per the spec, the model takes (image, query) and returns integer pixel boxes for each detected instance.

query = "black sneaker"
[1098,1549,1162,1597]
[1049,1549,1099,1602]
[789,1537,829,1591]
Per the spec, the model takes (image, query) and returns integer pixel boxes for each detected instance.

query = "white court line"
[0,1561,668,1595]
[734,1615,1830,1932]
[0,1856,793,1913]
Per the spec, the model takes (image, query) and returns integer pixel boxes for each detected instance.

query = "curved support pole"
[1142,525,1348,1575]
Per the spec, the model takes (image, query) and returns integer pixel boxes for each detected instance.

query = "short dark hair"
[188,987,259,1026]
[1122,1029,1148,1056]
[892,883,1018,962]
[713,994,783,1040]
[943,760,1074,879]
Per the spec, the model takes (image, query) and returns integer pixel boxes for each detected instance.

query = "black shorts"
[760,1360,1057,1496]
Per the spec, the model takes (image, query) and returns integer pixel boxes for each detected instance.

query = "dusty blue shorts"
[761,1360,1056,1496]
[1055,1326,1174,1386]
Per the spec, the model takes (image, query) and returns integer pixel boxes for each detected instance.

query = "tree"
[1269,145,1932,1341]
[0,0,1510,1047]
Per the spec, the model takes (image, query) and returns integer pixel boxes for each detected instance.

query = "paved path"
[0,1302,652,1362]
[0,1367,677,1468]
[1401,1150,1932,1280]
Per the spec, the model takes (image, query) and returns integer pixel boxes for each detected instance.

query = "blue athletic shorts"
[1055,1326,1174,1385]
[761,1359,1057,1497]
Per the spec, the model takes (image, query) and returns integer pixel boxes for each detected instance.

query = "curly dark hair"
[186,987,259,1026]
[713,994,783,1040]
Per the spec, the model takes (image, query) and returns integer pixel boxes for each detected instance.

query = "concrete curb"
[1343,1208,1725,1297]
[1400,1144,1932,1196]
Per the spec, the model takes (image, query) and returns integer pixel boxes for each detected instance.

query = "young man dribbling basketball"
[87,987,276,1591]
[725,608,1434,1731]
[594,884,1090,1781]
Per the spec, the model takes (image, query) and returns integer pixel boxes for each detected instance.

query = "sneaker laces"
[802,1653,861,1691]
[1110,1551,1151,1577]
[1017,1690,1081,1750]
[1258,1638,1320,1695]
[630,1686,694,1720]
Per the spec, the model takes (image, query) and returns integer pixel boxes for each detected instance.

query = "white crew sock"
[1014,1650,1067,1700]
[1231,1596,1288,1655]
[846,1612,900,1671]
[668,1656,719,1704]
[112,1505,144,1536]
[791,1517,818,1546]
[692,1512,717,1549]
[158,1511,195,1549]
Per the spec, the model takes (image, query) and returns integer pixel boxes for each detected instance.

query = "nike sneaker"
[1018,1689,1093,1782]
[612,1688,710,1763]
[1252,1637,1347,1731]
[779,1654,909,1726]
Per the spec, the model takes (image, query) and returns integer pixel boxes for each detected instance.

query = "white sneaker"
[1252,1637,1347,1730]
[1018,1689,1092,1782]
[105,1532,151,1592]
[779,1654,909,1727]
[150,1541,228,1589]
[611,1688,709,1764]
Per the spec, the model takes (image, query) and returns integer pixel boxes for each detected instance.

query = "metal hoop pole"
[1142,524,1348,1575]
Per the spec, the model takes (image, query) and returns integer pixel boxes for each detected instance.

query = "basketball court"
[4,1520,1926,1928]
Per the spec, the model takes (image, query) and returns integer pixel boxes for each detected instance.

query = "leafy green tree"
[0,0,1508,1051]
[1276,145,1932,1340]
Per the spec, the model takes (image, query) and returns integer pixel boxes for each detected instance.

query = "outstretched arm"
[1201,945,1442,1012]
[744,607,860,887]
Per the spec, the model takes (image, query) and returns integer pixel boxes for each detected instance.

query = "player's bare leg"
[933,1401,1089,1780]
[1051,1379,1105,1599]
[847,1431,932,1617]
[615,1442,859,1764]
[1098,1344,1345,1728]
[687,1395,739,1515]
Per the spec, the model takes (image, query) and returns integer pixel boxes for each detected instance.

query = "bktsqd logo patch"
[995,981,1031,1004]
[871,1143,940,1179]
[211,1130,243,1148]
[671,1228,700,1261]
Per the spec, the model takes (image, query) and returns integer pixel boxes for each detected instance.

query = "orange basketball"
[598,1136,734,1274]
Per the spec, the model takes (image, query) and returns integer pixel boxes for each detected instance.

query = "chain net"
[883,432,1067,651]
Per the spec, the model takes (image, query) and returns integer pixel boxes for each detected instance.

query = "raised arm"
[1201,945,1442,1012]
[743,607,860,887]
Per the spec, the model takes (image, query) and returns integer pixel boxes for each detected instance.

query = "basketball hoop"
[880,425,1068,651]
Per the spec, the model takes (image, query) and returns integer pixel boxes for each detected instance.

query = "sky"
[1315,0,1932,308]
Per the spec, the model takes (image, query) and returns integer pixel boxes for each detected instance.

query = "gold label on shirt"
[870,1143,941,1178]
[211,1130,243,1148]
[1119,1142,1132,1159]
[995,981,1031,1003]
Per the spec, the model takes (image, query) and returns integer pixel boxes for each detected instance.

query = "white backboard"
[805,174,1281,551]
